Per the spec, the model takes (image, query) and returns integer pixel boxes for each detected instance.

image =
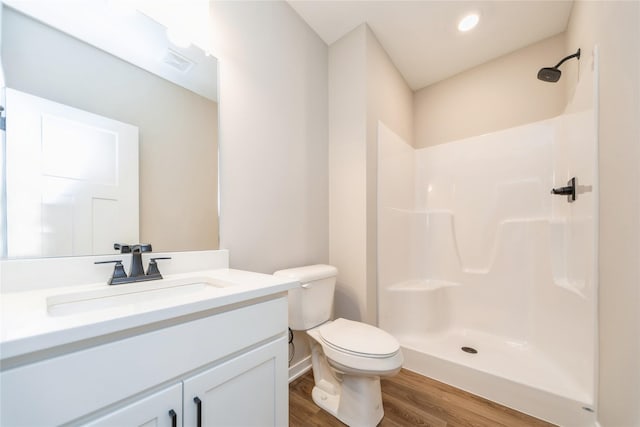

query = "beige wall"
[329,24,413,324]
[210,1,328,273]
[414,33,568,148]
[2,7,218,253]
[563,1,640,425]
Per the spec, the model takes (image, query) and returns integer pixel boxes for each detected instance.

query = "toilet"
[274,264,403,427]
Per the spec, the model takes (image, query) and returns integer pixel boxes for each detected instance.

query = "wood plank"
[290,369,557,427]
[380,391,448,427]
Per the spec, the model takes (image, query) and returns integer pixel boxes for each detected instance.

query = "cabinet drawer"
[0,295,287,426]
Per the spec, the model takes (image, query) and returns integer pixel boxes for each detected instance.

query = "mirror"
[0,0,219,258]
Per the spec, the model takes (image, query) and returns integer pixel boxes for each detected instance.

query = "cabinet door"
[183,337,288,427]
[84,383,182,427]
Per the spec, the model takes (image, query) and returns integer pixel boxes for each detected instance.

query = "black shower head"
[537,67,562,82]
[537,48,581,83]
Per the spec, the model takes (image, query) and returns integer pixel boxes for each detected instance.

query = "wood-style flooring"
[289,369,557,427]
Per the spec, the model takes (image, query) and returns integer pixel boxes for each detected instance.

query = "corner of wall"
[328,22,414,325]
[328,23,368,322]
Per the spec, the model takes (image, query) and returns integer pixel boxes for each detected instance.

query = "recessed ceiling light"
[458,13,480,32]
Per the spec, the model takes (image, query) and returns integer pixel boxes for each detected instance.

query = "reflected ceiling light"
[458,13,479,32]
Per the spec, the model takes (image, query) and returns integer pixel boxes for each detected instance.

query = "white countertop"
[0,269,299,360]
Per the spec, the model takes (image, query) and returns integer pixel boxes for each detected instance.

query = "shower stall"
[377,108,597,425]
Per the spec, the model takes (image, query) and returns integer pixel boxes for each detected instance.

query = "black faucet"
[114,243,151,279]
[95,243,171,285]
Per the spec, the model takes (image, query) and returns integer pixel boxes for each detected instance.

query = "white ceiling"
[287,0,574,90]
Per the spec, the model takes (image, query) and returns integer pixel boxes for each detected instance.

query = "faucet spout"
[114,243,153,279]
[129,246,146,278]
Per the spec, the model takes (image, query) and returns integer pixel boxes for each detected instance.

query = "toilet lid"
[318,318,400,358]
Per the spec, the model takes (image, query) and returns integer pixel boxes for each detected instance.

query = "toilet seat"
[309,319,404,375]
[317,318,400,358]
[307,319,404,376]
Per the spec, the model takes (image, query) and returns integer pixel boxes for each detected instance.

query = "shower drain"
[461,346,478,354]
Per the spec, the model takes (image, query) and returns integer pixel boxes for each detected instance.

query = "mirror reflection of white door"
[5,88,139,257]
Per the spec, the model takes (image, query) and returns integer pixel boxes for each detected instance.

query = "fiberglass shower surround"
[377,111,597,426]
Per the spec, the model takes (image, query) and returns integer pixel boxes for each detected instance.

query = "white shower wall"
[377,111,597,424]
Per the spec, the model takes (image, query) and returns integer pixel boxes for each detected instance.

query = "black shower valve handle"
[551,177,576,202]
[551,186,573,196]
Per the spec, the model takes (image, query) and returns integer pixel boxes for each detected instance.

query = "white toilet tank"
[274,264,338,330]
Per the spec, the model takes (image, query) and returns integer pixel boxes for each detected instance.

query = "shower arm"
[553,49,581,69]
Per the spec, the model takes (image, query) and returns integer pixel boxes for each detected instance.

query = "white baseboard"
[288,355,312,383]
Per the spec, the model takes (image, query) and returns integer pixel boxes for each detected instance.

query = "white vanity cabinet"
[0,294,289,427]
[86,338,286,427]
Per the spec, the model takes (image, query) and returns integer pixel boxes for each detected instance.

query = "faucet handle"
[95,260,128,285]
[146,257,171,279]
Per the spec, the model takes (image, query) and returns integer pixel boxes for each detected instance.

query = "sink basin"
[46,277,230,317]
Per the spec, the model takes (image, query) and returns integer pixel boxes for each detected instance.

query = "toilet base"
[311,375,384,427]
[306,323,400,426]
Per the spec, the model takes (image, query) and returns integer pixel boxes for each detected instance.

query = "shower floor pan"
[399,329,596,426]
